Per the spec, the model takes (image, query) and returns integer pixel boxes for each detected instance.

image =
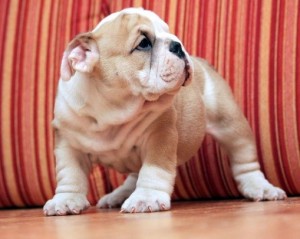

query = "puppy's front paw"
[120,188,170,213]
[237,171,287,201]
[43,193,90,216]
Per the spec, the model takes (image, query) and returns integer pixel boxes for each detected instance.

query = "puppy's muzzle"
[169,40,190,86]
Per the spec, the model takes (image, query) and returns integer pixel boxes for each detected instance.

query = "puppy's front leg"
[44,140,91,216]
[121,109,178,213]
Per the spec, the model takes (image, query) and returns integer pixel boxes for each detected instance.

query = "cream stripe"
[133,0,143,8]
[190,0,200,56]
[167,0,177,34]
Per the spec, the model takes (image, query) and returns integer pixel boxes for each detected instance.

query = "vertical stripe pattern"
[0,0,299,207]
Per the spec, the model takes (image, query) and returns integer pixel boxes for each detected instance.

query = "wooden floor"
[1,198,300,239]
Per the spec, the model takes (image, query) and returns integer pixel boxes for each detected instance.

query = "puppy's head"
[61,8,193,101]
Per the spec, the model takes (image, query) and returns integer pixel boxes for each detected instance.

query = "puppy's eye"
[136,37,152,51]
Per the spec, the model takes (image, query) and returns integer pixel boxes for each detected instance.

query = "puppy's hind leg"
[97,173,137,209]
[203,66,286,201]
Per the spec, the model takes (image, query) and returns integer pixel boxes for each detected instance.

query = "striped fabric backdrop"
[0,0,299,207]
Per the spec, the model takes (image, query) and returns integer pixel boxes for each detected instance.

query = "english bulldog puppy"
[44,8,286,216]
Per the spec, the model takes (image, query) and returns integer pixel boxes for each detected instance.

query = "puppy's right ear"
[60,33,100,81]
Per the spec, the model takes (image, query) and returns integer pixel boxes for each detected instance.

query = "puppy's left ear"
[60,33,100,81]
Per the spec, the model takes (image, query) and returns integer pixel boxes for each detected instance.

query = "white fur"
[121,165,174,212]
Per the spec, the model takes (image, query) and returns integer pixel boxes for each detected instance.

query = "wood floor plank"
[1,198,300,239]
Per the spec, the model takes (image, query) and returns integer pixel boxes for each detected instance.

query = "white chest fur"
[53,74,175,173]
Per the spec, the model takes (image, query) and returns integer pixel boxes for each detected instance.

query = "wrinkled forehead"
[92,8,170,36]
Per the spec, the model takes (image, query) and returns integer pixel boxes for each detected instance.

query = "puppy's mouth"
[183,58,191,86]
[159,57,191,87]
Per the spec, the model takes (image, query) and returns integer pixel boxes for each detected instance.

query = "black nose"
[169,41,185,59]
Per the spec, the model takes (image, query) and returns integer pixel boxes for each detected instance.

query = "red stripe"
[33,0,49,202]
[164,0,170,23]
[184,0,190,52]
[10,0,22,205]
[12,0,31,205]
[174,0,181,36]
[201,137,220,197]
[172,184,182,200]
[223,0,230,77]
[243,1,251,118]
[122,0,132,9]
[199,139,213,198]
[276,0,286,173]
[276,0,296,192]
[45,0,57,195]
[188,156,206,197]
[195,0,203,56]
[182,0,188,46]
[20,0,36,205]
[148,0,154,10]
[0,0,14,207]
[200,0,209,57]
[101,0,111,17]
[252,0,264,170]
[297,0,300,155]
[213,142,228,196]
[184,159,200,198]
[212,0,219,66]
[88,174,97,204]
[276,0,293,191]
[177,165,197,199]
[189,0,196,53]
[141,0,146,9]
[268,0,277,173]
[229,0,237,87]
[198,149,213,198]
[98,166,110,194]
[71,0,79,36]
[90,0,96,27]
[269,1,288,190]
[86,0,92,30]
